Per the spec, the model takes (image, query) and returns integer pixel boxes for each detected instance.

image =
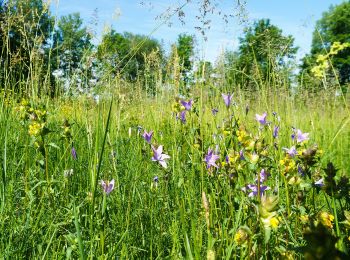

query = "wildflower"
[269,217,280,229]
[222,93,233,107]
[239,149,245,160]
[234,228,249,245]
[248,153,259,164]
[152,176,159,189]
[300,215,309,224]
[273,125,279,138]
[283,146,297,157]
[180,110,186,123]
[153,176,159,183]
[244,184,270,197]
[28,122,44,136]
[100,179,115,195]
[211,108,219,115]
[314,178,324,187]
[52,69,64,78]
[71,147,77,160]
[142,130,153,144]
[151,145,170,168]
[255,112,267,125]
[204,149,220,169]
[64,169,74,178]
[318,211,334,229]
[180,99,193,111]
[257,169,269,183]
[296,129,309,143]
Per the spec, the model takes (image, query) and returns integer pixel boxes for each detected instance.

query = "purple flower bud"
[142,130,153,144]
[71,147,77,160]
[273,126,279,138]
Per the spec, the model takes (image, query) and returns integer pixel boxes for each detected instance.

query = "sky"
[50,0,346,63]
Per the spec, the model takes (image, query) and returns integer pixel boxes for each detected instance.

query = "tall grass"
[0,2,350,259]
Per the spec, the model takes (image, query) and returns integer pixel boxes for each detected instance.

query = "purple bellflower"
[101,179,115,195]
[142,130,153,144]
[204,148,220,169]
[180,111,186,124]
[222,93,234,108]
[244,184,270,197]
[296,129,309,143]
[255,112,268,125]
[273,126,279,138]
[151,145,170,168]
[71,147,77,160]
[256,169,269,183]
[283,146,298,157]
[181,99,193,111]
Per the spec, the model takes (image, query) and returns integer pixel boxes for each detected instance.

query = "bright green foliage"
[97,30,163,80]
[0,0,54,88]
[233,19,298,89]
[309,2,350,85]
[176,34,194,78]
[52,13,92,75]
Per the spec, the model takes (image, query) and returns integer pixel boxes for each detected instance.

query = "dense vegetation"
[0,0,349,259]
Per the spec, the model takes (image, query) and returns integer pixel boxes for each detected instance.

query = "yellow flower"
[319,211,334,229]
[28,122,44,136]
[270,217,280,229]
[300,215,309,224]
[249,153,259,164]
[234,228,249,245]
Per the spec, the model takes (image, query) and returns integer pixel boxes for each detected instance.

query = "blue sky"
[50,0,346,63]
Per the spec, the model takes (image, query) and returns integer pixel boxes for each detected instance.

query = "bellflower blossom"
[211,108,219,116]
[283,146,298,157]
[101,179,115,195]
[243,169,270,197]
[244,184,270,197]
[204,148,220,169]
[296,129,309,143]
[255,112,268,125]
[151,145,170,168]
[222,93,234,107]
[142,130,153,144]
[181,99,193,111]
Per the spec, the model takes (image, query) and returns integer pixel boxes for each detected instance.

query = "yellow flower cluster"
[28,122,45,136]
[279,157,296,174]
[318,211,334,229]
[311,41,350,79]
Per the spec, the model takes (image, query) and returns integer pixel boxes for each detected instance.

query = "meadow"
[0,77,349,258]
[0,1,350,259]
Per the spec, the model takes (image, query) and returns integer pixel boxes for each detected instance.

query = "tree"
[235,19,298,89]
[0,0,54,91]
[306,2,350,85]
[52,13,92,75]
[176,33,194,79]
[97,30,163,81]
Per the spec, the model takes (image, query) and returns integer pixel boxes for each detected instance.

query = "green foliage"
[176,33,195,77]
[309,2,350,86]
[52,13,92,75]
[231,19,298,89]
[97,30,163,81]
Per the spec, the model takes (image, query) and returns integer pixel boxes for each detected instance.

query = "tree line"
[0,0,349,96]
